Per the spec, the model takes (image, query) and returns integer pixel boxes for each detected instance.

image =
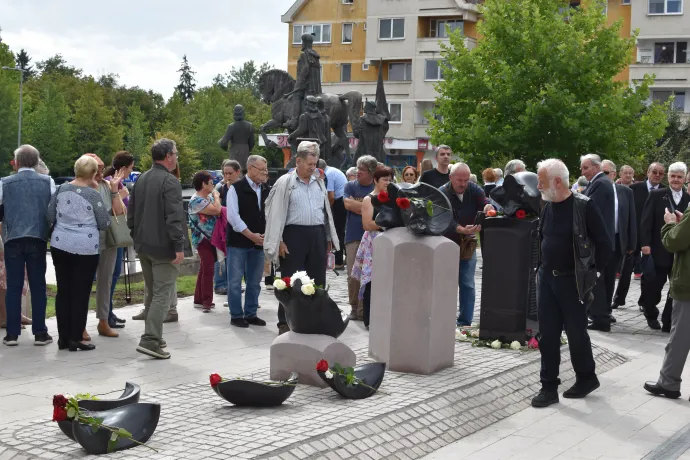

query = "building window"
[341,63,352,82]
[388,103,402,123]
[430,19,464,38]
[622,0,630,4]
[653,90,686,111]
[342,23,353,44]
[388,62,412,81]
[649,0,683,14]
[425,59,446,80]
[293,24,332,44]
[654,42,688,63]
[379,18,405,40]
[343,0,354,3]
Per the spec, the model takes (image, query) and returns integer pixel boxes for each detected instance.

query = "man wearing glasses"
[226,155,270,328]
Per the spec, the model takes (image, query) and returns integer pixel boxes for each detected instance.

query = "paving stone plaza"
[0,257,689,460]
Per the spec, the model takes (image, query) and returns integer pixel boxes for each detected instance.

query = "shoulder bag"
[106,195,134,248]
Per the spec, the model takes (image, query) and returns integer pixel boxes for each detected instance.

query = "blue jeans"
[214,260,227,292]
[4,238,48,337]
[109,247,124,321]
[457,251,478,326]
[227,247,264,320]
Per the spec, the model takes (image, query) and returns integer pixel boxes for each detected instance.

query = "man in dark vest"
[1,145,55,347]
[226,154,270,328]
[218,105,255,171]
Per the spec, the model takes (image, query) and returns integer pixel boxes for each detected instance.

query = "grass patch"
[45,275,198,319]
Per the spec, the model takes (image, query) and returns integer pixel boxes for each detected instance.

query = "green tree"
[15,49,36,81]
[217,60,273,99]
[71,79,122,161]
[175,55,196,103]
[141,131,201,185]
[188,86,231,169]
[161,92,193,134]
[123,104,149,163]
[429,0,668,172]
[0,41,18,174]
[655,108,690,168]
[23,81,73,175]
[36,54,82,79]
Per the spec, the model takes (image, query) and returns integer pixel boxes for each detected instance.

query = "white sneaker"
[223,302,229,307]
[193,304,204,309]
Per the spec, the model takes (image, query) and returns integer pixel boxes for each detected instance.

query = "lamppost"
[1,66,27,147]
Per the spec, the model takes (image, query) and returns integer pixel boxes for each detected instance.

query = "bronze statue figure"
[287,96,328,153]
[354,100,389,163]
[283,34,323,131]
[218,105,255,171]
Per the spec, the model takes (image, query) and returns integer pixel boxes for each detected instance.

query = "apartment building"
[274,0,689,167]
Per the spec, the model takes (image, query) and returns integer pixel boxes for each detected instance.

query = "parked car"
[207,170,223,185]
[123,171,141,191]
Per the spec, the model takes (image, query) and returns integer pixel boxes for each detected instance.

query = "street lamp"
[1,66,27,148]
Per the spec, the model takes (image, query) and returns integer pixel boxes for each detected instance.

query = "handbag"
[459,234,478,260]
[106,196,133,248]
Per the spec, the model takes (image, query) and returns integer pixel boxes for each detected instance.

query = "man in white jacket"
[264,141,339,334]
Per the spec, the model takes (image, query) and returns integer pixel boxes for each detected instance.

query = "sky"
[0,0,291,99]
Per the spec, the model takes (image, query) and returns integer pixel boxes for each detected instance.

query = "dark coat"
[615,184,637,267]
[629,181,665,249]
[584,172,616,245]
[640,187,690,268]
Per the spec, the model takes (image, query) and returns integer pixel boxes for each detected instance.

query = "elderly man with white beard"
[531,159,612,408]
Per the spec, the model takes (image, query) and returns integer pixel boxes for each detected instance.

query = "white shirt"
[226,176,262,233]
[646,179,659,192]
[0,167,57,205]
[613,182,619,234]
[672,188,683,206]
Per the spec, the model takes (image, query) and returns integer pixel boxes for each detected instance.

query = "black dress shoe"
[245,316,266,326]
[609,315,617,324]
[68,341,96,351]
[644,381,680,399]
[108,319,125,329]
[113,315,126,324]
[610,302,621,310]
[647,319,661,330]
[587,322,611,332]
[563,378,600,399]
[531,390,559,408]
[231,318,249,328]
[57,339,69,350]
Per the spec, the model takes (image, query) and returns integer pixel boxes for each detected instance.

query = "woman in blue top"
[47,155,111,351]
[188,171,221,312]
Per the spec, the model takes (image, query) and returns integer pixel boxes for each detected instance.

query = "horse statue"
[258,69,362,167]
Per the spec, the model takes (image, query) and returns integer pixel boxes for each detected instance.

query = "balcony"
[630,63,690,87]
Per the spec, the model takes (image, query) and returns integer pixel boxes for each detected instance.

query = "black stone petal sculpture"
[371,183,405,230]
[71,403,160,455]
[58,382,141,441]
[274,279,349,338]
[397,182,453,236]
[317,363,386,399]
[490,172,541,217]
[213,373,298,407]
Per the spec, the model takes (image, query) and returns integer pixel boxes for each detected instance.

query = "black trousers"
[613,251,634,306]
[362,282,371,328]
[640,264,673,326]
[538,268,596,391]
[278,225,327,326]
[603,236,622,309]
[332,198,346,266]
[51,247,100,342]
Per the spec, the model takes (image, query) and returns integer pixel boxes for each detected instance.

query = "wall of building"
[606,0,633,82]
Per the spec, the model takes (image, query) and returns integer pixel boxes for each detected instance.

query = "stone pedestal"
[369,228,459,374]
[270,332,356,387]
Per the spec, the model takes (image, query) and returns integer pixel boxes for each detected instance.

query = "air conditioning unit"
[362,63,370,71]
[363,23,367,30]
[389,149,398,155]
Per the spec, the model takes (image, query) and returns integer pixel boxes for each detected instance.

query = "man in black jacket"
[128,138,186,360]
[614,163,665,308]
[581,154,616,331]
[532,159,611,408]
[639,162,690,331]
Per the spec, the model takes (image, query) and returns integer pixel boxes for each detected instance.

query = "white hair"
[580,153,602,166]
[14,144,40,169]
[602,159,616,171]
[493,168,503,179]
[668,161,688,176]
[450,162,470,175]
[35,159,50,175]
[620,164,633,174]
[537,158,570,188]
[246,155,266,168]
[296,141,320,159]
[346,167,356,178]
[504,160,525,176]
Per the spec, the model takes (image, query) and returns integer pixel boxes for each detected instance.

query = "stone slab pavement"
[0,256,687,460]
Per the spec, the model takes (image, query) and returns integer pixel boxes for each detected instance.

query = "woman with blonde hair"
[419,159,433,181]
[48,155,111,351]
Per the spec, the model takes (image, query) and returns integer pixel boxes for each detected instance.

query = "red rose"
[315,359,329,372]
[396,197,411,209]
[52,406,68,422]
[209,373,223,387]
[52,394,68,409]
[378,190,389,203]
[515,209,526,219]
[282,277,291,288]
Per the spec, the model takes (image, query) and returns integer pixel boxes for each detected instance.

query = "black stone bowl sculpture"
[490,172,542,217]
[274,279,349,338]
[317,362,386,399]
[213,373,299,407]
[58,382,141,441]
[397,182,453,236]
[371,183,405,230]
[71,403,160,455]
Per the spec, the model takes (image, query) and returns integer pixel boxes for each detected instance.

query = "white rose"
[290,271,308,286]
[471,330,480,338]
[299,275,313,287]
[301,283,316,295]
[272,279,287,290]
[490,340,502,349]
[510,341,521,350]
[324,370,333,379]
